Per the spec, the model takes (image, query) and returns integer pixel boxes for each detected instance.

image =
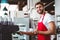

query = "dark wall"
[8,0,18,4]
[41,0,55,10]
[41,0,55,15]
[0,0,1,3]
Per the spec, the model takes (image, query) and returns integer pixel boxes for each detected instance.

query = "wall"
[55,0,60,27]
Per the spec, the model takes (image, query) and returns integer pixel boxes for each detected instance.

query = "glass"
[0,16,4,25]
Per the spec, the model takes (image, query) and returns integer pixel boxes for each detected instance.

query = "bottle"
[0,16,4,25]
[3,13,8,25]
[8,17,13,25]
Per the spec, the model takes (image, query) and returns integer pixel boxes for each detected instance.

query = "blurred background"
[0,0,60,40]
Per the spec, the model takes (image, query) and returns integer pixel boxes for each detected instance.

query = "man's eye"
[39,6,42,8]
[36,7,38,8]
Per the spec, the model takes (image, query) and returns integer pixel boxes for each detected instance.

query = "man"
[17,2,56,40]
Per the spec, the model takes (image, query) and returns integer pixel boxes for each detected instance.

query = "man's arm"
[17,26,38,35]
[37,21,56,35]
[18,31,35,35]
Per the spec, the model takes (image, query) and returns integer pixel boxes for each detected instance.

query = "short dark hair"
[35,2,44,7]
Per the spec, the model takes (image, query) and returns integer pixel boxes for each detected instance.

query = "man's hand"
[17,31,23,35]
[33,29,38,35]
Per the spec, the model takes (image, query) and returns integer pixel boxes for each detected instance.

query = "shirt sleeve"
[47,15,54,23]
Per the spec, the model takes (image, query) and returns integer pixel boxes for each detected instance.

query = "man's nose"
[38,8,41,10]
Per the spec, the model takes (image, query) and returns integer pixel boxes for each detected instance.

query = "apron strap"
[40,12,45,22]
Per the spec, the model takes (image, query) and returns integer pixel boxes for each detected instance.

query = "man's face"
[35,4,44,14]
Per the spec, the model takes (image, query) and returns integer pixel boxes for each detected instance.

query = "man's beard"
[39,10,44,14]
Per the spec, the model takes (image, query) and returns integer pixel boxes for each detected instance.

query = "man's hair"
[35,2,44,7]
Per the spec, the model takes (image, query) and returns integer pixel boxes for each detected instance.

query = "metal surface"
[12,18,29,40]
